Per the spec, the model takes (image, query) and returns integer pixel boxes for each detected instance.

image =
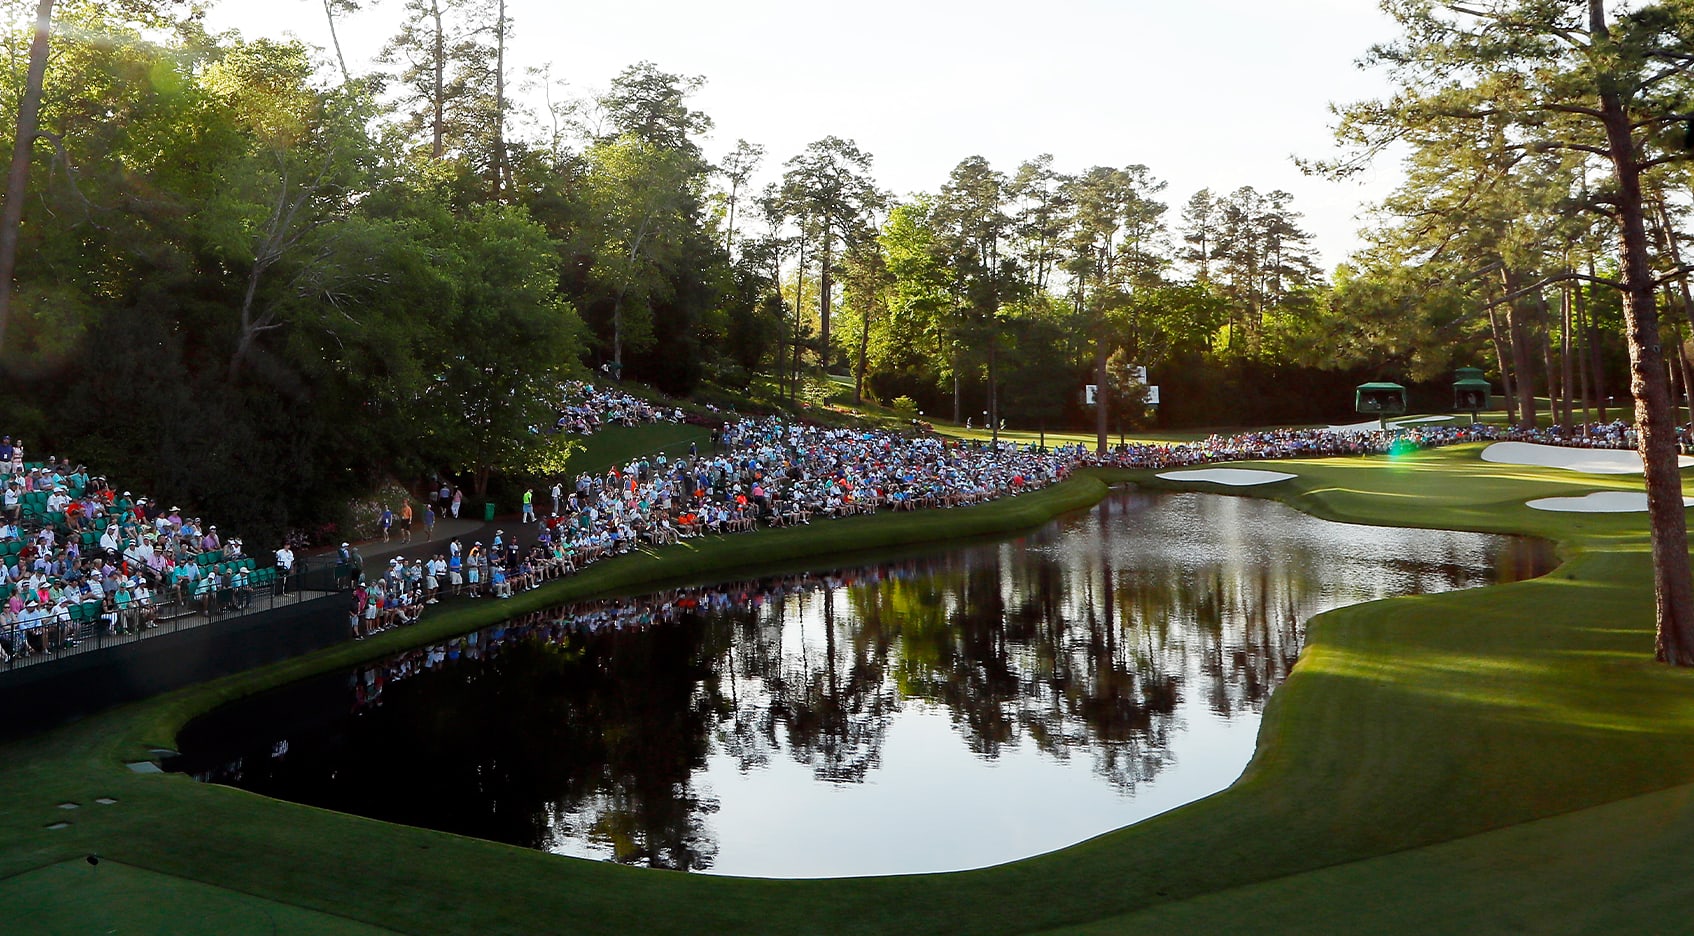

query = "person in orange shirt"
[399,501,413,543]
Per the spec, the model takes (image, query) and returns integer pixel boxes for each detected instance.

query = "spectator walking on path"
[423,504,436,541]
[400,501,413,543]
[379,505,394,543]
[451,487,462,520]
[522,488,536,524]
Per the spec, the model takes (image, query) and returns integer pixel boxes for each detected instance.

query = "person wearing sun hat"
[335,541,352,589]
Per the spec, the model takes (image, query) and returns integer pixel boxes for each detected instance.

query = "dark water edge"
[174,490,1555,878]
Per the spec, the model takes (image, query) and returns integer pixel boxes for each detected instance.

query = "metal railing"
[0,561,343,673]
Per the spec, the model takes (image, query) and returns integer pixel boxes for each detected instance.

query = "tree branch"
[1485,270,1622,307]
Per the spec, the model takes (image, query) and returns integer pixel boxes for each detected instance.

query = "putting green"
[2,442,1693,933]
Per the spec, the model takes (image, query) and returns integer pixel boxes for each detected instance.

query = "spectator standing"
[275,543,294,596]
[349,582,367,639]
[399,501,413,543]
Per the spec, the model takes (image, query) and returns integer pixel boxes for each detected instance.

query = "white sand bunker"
[1157,468,1297,487]
[1325,415,1454,434]
[1326,419,1390,434]
[1481,441,1694,475]
[1526,491,1694,513]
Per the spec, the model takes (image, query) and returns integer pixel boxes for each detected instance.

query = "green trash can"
[484,502,496,522]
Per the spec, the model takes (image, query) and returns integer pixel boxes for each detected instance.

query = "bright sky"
[202,0,1406,270]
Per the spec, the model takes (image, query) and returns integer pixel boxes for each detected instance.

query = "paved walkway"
[314,510,555,580]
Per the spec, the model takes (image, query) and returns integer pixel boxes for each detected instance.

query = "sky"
[201,0,1407,270]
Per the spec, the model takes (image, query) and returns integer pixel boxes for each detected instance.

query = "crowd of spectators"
[553,381,686,435]
[0,436,269,663]
[3,380,1682,667]
[1082,419,1676,471]
[411,403,1691,627]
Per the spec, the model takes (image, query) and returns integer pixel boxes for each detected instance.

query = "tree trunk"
[818,226,833,374]
[1560,279,1575,429]
[430,0,445,160]
[791,238,806,403]
[725,180,739,256]
[1486,300,1518,425]
[1537,289,1558,430]
[323,0,353,85]
[1576,282,1592,431]
[1095,322,1109,454]
[1667,315,1694,432]
[853,295,871,405]
[1592,11,1694,663]
[490,0,506,200]
[1502,269,1538,428]
[611,295,623,370]
[1650,193,1694,429]
[0,0,54,365]
[1588,257,1609,421]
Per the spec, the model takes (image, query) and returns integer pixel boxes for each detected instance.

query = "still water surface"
[175,490,1554,877]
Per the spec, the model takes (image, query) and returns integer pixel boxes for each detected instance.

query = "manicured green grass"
[2,858,394,935]
[563,423,711,476]
[4,443,1694,932]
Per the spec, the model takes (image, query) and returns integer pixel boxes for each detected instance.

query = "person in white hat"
[274,541,295,596]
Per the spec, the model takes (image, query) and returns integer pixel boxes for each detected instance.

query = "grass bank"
[564,423,713,476]
[5,444,1694,933]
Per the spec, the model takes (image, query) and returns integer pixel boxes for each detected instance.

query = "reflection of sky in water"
[543,492,1545,877]
[178,491,1552,879]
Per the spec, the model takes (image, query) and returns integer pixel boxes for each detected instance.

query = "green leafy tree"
[999,309,1075,439]
[875,198,956,414]
[778,136,885,374]
[1060,165,1167,451]
[1213,186,1322,357]
[934,155,1021,437]
[717,138,764,257]
[1323,0,1694,663]
[414,202,585,497]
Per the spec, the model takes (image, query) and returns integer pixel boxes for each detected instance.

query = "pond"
[173,489,1555,878]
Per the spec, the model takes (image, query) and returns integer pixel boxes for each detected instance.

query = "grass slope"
[3,443,1694,932]
[564,423,712,476]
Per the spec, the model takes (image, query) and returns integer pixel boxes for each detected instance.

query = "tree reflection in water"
[176,490,1552,875]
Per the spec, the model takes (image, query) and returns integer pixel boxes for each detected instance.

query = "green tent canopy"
[1356,382,1408,417]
